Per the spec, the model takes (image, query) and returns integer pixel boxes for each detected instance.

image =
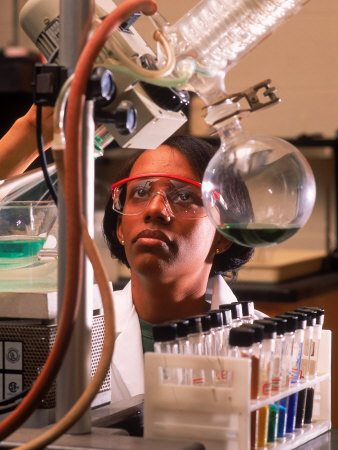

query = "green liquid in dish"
[0,236,46,260]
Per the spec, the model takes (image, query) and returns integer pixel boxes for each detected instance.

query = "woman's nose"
[144,192,173,221]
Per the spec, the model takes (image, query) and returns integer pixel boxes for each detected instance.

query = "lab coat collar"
[210,274,238,309]
[210,274,268,320]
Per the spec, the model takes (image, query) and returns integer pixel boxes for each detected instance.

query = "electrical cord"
[0,404,22,415]
[0,389,29,407]
[0,389,30,415]
[35,105,58,204]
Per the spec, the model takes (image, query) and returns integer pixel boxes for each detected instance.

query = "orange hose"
[0,0,157,441]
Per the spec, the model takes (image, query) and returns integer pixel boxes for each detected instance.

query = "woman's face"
[116,145,221,282]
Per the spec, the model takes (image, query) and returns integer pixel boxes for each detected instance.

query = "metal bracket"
[205,79,281,129]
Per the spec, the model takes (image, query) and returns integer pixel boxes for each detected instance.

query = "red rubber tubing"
[0,0,157,441]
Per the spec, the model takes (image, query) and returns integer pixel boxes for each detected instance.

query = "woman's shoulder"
[93,280,135,333]
[92,280,132,310]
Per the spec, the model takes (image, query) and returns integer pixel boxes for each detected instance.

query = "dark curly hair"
[103,135,254,281]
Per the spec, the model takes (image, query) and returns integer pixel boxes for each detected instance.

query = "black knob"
[112,101,137,135]
[87,67,115,102]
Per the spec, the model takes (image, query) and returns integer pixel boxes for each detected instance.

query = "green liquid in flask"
[0,236,46,261]
[219,224,299,247]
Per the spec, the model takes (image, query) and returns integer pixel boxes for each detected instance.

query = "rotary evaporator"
[0,0,317,448]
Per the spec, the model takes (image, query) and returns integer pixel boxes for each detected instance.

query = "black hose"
[35,105,58,205]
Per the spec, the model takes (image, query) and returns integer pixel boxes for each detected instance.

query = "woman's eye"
[134,188,147,198]
[178,191,192,202]
[130,183,151,200]
[171,189,193,203]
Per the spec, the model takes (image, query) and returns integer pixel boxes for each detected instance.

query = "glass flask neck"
[217,117,244,150]
[183,70,227,104]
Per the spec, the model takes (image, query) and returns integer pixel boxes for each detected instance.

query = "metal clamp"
[205,79,281,129]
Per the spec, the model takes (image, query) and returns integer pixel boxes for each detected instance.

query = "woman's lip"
[133,229,171,245]
[136,237,167,247]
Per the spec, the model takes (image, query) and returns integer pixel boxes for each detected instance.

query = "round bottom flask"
[202,119,316,247]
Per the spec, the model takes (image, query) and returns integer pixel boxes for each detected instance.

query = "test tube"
[283,311,307,381]
[241,323,264,449]
[301,307,325,424]
[152,322,178,383]
[302,306,324,326]
[175,319,190,355]
[294,309,315,380]
[187,316,205,385]
[242,323,264,361]
[229,302,243,327]
[283,312,306,431]
[294,308,317,428]
[239,300,255,324]
[241,323,264,399]
[302,307,325,377]
[186,316,203,352]
[254,319,277,399]
[270,317,287,394]
[274,314,297,438]
[208,309,225,356]
[175,319,191,384]
[267,317,287,443]
[153,322,178,354]
[274,314,297,389]
[228,325,254,358]
[254,319,277,449]
[219,305,232,353]
[282,311,305,433]
[267,404,278,445]
[228,326,255,395]
[257,405,269,449]
[201,314,213,356]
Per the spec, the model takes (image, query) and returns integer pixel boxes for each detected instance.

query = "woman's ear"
[116,216,124,245]
[213,233,232,255]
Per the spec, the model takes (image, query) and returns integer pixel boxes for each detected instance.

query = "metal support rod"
[56,0,95,434]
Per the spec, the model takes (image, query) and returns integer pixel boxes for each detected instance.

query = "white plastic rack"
[144,330,331,450]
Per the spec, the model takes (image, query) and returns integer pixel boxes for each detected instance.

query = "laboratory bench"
[1,401,337,450]
[1,390,336,449]
[296,429,338,449]
[1,430,337,449]
[3,429,336,449]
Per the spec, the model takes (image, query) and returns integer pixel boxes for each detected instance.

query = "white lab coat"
[109,275,266,403]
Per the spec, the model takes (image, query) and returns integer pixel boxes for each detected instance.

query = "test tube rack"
[144,330,331,450]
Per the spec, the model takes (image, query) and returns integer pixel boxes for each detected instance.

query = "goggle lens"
[112,176,206,219]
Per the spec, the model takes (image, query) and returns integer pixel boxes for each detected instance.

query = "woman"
[0,113,262,401]
[102,135,260,401]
